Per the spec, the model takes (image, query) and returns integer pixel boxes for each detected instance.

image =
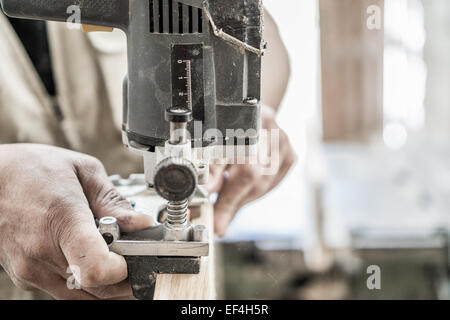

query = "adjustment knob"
[165,106,193,123]
[153,157,198,201]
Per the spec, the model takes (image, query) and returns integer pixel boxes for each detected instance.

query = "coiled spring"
[166,199,189,228]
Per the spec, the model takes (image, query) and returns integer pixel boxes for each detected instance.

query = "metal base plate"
[125,256,200,300]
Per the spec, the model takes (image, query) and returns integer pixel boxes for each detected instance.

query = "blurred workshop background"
[218,0,450,300]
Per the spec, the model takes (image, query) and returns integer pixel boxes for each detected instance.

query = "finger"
[235,177,274,214]
[17,261,98,300]
[187,208,192,221]
[57,202,129,288]
[237,145,295,210]
[214,165,255,237]
[205,164,227,194]
[37,260,131,300]
[82,279,133,299]
[75,158,154,232]
[47,277,99,300]
[268,147,295,191]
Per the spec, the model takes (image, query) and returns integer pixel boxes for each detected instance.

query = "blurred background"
[218,0,450,299]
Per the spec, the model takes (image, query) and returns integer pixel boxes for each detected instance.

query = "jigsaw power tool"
[0,0,264,299]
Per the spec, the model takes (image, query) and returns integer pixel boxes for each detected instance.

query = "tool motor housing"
[0,0,264,150]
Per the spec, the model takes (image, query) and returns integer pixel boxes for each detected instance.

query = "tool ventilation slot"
[149,0,203,34]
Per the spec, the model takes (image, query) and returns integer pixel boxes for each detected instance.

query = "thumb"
[205,164,227,194]
[75,157,154,232]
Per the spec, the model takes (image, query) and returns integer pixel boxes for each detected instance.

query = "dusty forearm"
[261,9,291,112]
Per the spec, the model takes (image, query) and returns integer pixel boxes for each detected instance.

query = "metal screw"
[98,217,120,244]
[244,97,259,105]
[193,225,208,242]
[166,106,192,145]
[102,233,114,245]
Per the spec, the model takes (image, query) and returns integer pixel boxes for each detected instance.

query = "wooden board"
[153,203,216,300]
[319,0,384,142]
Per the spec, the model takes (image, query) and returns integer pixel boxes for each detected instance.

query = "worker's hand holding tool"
[0,144,153,299]
[206,105,296,236]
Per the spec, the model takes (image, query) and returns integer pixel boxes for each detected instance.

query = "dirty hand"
[205,105,295,237]
[0,144,153,299]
